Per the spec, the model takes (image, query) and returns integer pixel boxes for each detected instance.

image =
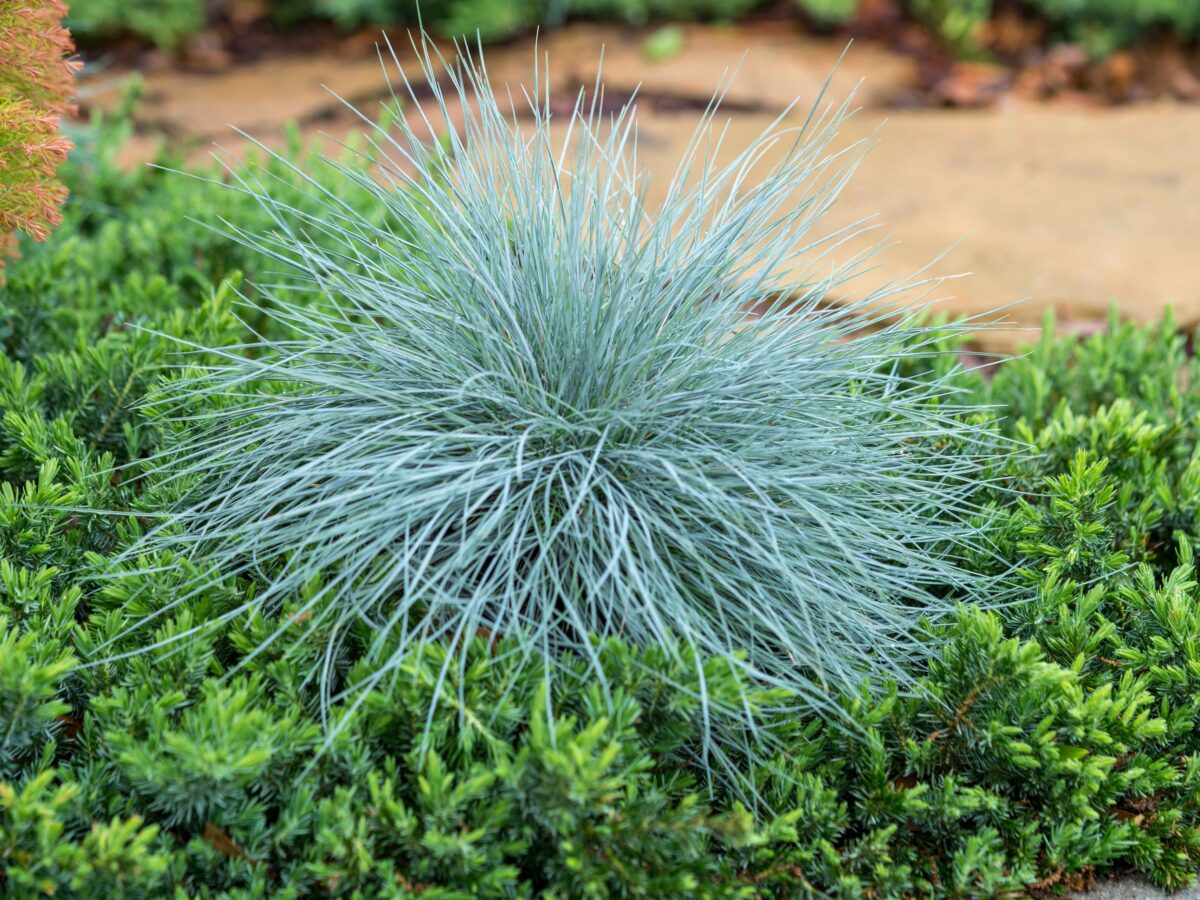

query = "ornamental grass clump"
[121,37,1002,748]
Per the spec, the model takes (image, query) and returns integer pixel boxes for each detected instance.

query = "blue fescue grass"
[110,33,1005,773]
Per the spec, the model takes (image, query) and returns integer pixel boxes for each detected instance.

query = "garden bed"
[7,3,1200,893]
[5,95,1200,895]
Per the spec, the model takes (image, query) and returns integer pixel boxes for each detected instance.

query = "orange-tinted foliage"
[0,0,80,275]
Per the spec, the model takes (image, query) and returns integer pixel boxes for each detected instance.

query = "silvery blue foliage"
[117,34,1000,760]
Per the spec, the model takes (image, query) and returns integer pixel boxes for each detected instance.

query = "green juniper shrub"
[7,72,1200,900]
[987,308,1200,569]
[0,770,167,897]
[0,618,74,779]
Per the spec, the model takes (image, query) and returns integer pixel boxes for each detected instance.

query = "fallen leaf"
[204,822,254,864]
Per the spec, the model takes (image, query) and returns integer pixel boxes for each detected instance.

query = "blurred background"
[66,0,1200,351]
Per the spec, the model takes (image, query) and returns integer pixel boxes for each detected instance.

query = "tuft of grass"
[111,34,1002,769]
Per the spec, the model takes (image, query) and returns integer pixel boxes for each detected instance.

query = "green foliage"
[0,770,167,896]
[100,677,315,829]
[567,0,760,26]
[909,0,991,57]
[901,0,1200,56]
[793,0,858,26]
[878,0,1200,56]
[70,0,762,46]
[300,0,761,36]
[65,0,1200,55]
[68,0,205,50]
[642,24,687,60]
[1027,0,1200,56]
[299,0,525,37]
[7,71,1200,897]
[0,617,73,779]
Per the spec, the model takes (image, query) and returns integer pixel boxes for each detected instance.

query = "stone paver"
[1077,875,1200,899]
[632,103,1200,351]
